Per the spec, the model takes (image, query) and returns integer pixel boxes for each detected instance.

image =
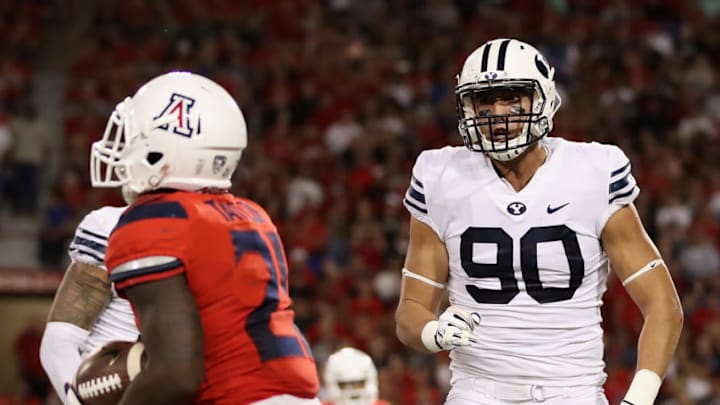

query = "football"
[73,341,146,405]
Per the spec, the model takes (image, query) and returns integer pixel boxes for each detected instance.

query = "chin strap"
[121,185,138,204]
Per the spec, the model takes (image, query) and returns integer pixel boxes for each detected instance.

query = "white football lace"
[77,373,123,398]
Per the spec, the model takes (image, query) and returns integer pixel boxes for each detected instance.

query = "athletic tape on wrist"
[420,320,442,352]
[622,369,662,405]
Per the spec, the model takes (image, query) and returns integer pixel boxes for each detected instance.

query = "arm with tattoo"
[41,261,112,400]
[47,261,112,328]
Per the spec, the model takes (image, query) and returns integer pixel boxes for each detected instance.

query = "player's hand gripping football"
[422,306,481,352]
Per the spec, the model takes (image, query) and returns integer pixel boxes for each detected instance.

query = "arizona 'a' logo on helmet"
[90,71,247,199]
[154,93,198,137]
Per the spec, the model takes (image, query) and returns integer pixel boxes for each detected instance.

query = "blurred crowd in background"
[1,0,719,404]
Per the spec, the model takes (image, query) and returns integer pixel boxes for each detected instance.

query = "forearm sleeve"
[40,322,89,403]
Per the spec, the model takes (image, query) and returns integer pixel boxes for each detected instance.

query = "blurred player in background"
[90,71,320,404]
[395,38,683,405]
[322,347,390,405]
[39,205,138,404]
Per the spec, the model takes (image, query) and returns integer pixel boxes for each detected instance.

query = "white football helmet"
[90,71,247,202]
[456,38,562,161]
[324,347,378,405]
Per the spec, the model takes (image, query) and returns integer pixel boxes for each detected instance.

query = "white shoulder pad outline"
[109,255,183,285]
[113,256,181,275]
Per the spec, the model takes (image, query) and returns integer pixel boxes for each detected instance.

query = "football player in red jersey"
[322,348,391,405]
[89,71,321,405]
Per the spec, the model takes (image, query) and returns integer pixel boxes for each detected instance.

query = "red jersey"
[106,191,319,404]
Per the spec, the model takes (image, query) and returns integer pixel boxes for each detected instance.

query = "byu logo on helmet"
[507,202,527,216]
[154,93,199,137]
[456,38,562,162]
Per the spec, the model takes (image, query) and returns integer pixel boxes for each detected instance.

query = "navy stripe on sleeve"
[404,198,428,214]
[609,175,630,193]
[412,176,424,189]
[609,186,638,204]
[69,247,105,264]
[610,161,631,177]
[409,186,426,204]
[77,227,108,241]
[71,236,106,255]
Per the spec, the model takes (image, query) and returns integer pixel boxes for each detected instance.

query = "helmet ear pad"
[119,131,177,193]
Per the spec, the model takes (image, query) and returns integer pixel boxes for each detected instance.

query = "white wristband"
[622,369,662,405]
[420,320,442,352]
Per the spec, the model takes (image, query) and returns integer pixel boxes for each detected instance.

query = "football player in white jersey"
[395,38,683,405]
[323,347,390,405]
[40,205,139,404]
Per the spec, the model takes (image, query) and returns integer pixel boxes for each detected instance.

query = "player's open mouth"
[489,128,518,142]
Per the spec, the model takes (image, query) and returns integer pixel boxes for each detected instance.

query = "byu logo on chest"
[154,93,199,137]
[506,201,527,216]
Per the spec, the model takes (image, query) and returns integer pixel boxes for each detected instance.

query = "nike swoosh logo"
[547,202,569,214]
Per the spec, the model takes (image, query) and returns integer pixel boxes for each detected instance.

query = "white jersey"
[404,137,639,387]
[68,206,139,356]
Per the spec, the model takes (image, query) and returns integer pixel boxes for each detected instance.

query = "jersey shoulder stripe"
[69,206,125,267]
[608,159,638,204]
[404,168,430,214]
[69,231,107,264]
[610,161,631,177]
[408,184,426,203]
[610,186,638,204]
[109,258,183,284]
[412,175,424,189]
[72,233,107,254]
[78,227,108,241]
[403,197,428,214]
[609,175,630,193]
[69,246,105,264]
[115,201,188,230]
[404,183,428,213]
[595,143,639,207]
[403,147,468,233]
